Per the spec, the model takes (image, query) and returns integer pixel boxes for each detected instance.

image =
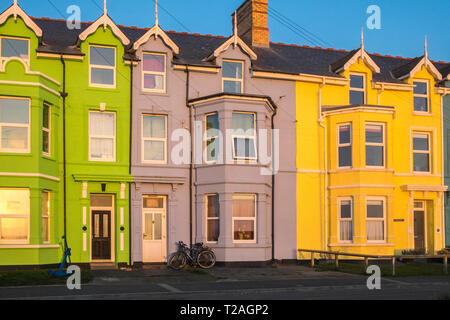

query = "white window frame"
[413,80,430,114]
[349,73,366,105]
[0,36,30,65]
[338,197,353,243]
[142,52,166,93]
[222,60,244,93]
[204,112,219,164]
[42,190,50,244]
[205,194,220,243]
[0,96,31,154]
[141,114,167,164]
[89,45,116,89]
[366,197,386,243]
[232,194,257,244]
[232,111,257,161]
[42,103,51,157]
[412,132,431,173]
[365,122,385,168]
[0,188,30,244]
[337,123,352,168]
[88,111,116,162]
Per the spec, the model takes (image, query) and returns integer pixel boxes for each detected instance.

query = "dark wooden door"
[92,210,111,260]
[414,211,425,251]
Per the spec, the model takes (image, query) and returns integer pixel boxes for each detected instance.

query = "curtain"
[90,113,115,136]
[340,221,353,241]
[144,140,164,161]
[143,115,165,138]
[232,113,254,134]
[367,221,384,241]
[91,138,114,159]
[143,54,164,72]
[232,196,255,218]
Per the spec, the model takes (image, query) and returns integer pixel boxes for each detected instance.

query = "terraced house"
[0,0,449,269]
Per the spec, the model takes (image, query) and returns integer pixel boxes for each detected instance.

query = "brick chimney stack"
[234,0,269,47]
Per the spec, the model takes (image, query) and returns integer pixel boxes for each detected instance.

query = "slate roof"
[30,17,449,84]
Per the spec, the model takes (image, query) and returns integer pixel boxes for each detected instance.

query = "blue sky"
[4,0,449,62]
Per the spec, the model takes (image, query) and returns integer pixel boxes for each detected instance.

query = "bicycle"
[167,241,216,270]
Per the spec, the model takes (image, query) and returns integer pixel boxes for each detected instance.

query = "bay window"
[366,198,386,242]
[42,103,51,156]
[338,198,353,242]
[0,97,30,153]
[89,111,116,161]
[142,114,167,163]
[206,194,220,243]
[232,194,256,242]
[205,113,219,162]
[223,60,243,93]
[365,123,384,167]
[89,46,116,87]
[338,124,352,167]
[142,53,166,92]
[232,112,257,161]
[42,191,50,243]
[0,189,29,243]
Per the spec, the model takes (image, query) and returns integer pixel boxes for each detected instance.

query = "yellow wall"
[296,57,446,258]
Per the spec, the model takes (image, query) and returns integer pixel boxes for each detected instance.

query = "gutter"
[60,56,68,250]
[185,65,193,247]
[318,77,327,251]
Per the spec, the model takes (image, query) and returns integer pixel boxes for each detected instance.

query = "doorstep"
[90,262,116,270]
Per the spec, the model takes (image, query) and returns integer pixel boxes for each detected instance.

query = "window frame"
[232,193,257,244]
[41,190,50,244]
[0,96,31,154]
[413,80,430,114]
[349,73,366,105]
[337,123,352,168]
[365,122,385,168]
[0,36,30,65]
[231,111,257,162]
[88,45,117,89]
[42,102,51,157]
[338,197,353,243]
[204,112,219,164]
[222,59,244,94]
[141,52,167,93]
[141,114,168,165]
[366,197,386,243]
[205,194,220,243]
[412,132,431,174]
[0,188,30,244]
[88,111,116,162]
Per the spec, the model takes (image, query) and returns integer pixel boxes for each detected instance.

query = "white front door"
[142,196,167,263]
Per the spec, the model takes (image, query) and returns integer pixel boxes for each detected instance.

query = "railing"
[298,248,449,276]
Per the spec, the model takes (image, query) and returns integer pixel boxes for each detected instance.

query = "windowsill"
[42,155,56,162]
[0,152,32,156]
[140,91,169,97]
[328,243,395,247]
[87,86,117,91]
[413,112,432,117]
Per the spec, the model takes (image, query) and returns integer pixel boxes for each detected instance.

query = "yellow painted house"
[296,35,449,257]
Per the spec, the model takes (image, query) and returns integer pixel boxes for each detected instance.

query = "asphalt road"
[0,266,449,300]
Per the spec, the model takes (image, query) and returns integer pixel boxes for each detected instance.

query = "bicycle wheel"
[197,250,216,269]
[167,252,187,270]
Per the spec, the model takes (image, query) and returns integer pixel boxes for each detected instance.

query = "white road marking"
[157,283,182,293]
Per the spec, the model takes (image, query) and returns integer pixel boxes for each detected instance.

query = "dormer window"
[0,37,29,63]
[349,74,365,105]
[89,46,116,88]
[223,60,243,93]
[413,80,429,113]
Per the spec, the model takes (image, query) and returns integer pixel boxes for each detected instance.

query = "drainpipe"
[377,83,384,105]
[129,61,134,267]
[185,65,193,247]
[318,77,327,251]
[60,56,68,250]
[271,105,278,262]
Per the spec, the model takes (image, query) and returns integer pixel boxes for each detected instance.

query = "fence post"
[364,257,369,269]
[392,257,396,276]
[311,252,315,268]
[335,254,339,269]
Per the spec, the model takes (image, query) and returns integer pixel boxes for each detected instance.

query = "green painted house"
[0,1,132,268]
[0,3,63,266]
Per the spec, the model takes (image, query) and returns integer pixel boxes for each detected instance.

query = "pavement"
[0,265,449,300]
